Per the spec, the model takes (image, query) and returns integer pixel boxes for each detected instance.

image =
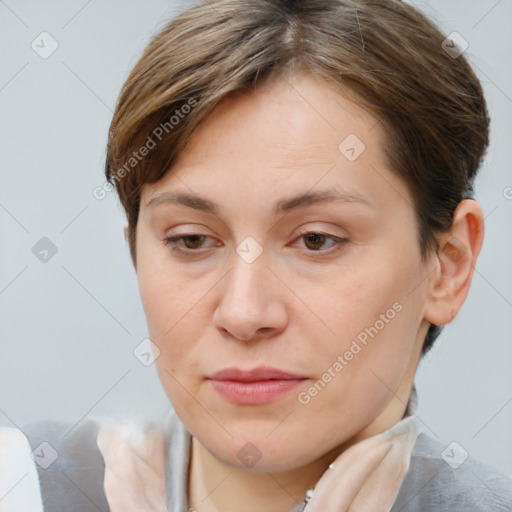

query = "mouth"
[206,366,308,405]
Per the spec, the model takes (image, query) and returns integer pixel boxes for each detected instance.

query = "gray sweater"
[7,385,512,511]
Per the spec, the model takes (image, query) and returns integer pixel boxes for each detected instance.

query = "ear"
[423,199,485,326]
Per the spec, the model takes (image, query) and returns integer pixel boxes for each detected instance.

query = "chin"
[197,428,321,473]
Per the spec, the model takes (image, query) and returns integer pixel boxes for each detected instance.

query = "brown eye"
[302,233,330,251]
[295,229,347,253]
[163,234,214,254]
[180,235,207,249]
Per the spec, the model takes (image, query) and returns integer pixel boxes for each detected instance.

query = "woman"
[1,0,511,510]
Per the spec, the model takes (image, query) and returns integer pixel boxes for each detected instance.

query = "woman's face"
[135,71,433,472]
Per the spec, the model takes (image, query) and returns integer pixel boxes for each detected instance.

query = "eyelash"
[162,229,348,257]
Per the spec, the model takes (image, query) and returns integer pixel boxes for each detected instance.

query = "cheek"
[136,249,196,334]
[137,269,210,384]
[301,262,398,336]
[137,271,169,336]
[302,253,421,369]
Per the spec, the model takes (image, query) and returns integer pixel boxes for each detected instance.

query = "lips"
[207,366,308,405]
[207,366,307,382]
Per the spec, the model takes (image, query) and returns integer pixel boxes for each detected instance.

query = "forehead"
[141,71,408,215]
[176,72,381,164]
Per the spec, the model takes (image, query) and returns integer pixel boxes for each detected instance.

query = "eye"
[163,234,216,254]
[163,230,348,256]
[293,228,348,254]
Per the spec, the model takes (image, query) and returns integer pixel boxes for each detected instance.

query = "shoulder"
[393,431,512,512]
[0,412,173,512]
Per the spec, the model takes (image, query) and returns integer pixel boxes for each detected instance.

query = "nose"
[211,250,289,342]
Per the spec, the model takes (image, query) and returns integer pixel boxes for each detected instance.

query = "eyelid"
[164,233,218,250]
[294,225,346,238]
[292,228,348,252]
[163,226,349,257]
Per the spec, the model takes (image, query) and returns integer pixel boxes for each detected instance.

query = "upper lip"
[208,366,307,382]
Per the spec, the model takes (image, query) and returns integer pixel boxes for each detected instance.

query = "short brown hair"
[105,0,490,355]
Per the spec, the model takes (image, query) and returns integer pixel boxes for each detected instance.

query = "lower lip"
[209,379,306,405]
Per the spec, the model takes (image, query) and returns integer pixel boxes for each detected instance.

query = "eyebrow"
[145,188,373,216]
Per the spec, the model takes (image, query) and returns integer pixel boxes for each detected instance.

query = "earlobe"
[423,199,484,326]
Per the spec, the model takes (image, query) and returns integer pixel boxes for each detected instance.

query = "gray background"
[1,0,511,476]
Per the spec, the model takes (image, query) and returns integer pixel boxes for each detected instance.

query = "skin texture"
[132,70,484,512]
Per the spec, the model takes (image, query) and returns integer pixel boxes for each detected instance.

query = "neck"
[187,372,415,512]
[188,435,334,512]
